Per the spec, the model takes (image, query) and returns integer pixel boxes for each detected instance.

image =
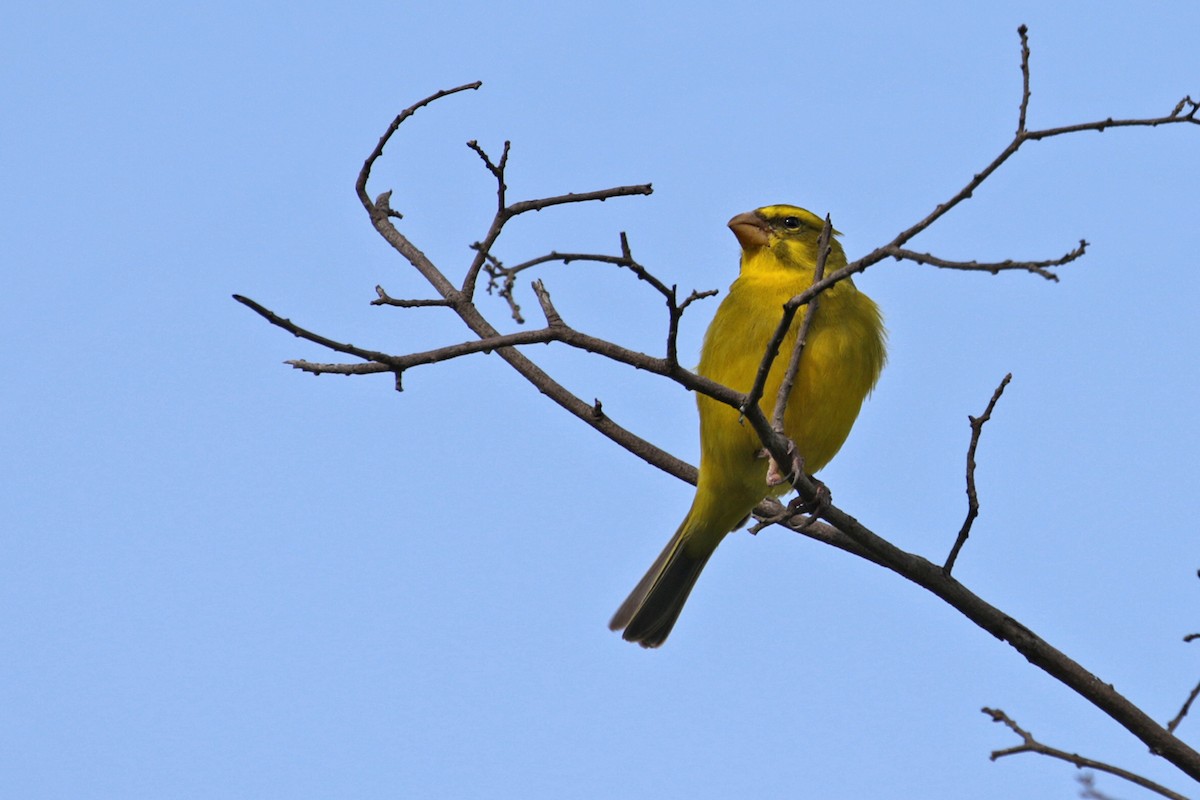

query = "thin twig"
[507,186,654,216]
[745,216,837,488]
[461,176,653,301]
[1078,772,1120,800]
[982,708,1190,800]
[473,238,663,326]
[457,137,651,303]
[476,237,671,300]
[847,30,1197,283]
[531,279,564,327]
[471,233,715,365]
[232,294,403,369]
[944,373,1013,574]
[287,360,392,376]
[371,285,455,308]
[677,288,718,314]
[772,216,833,433]
[467,138,509,182]
[1164,563,1200,735]
[476,248,525,323]
[666,287,719,369]
[885,240,1087,281]
[1017,24,1031,135]
[1168,681,1200,734]
[496,250,638,277]
[742,274,838,419]
[742,305,797,419]
[356,81,482,213]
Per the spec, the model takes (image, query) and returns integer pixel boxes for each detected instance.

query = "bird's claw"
[786,479,831,517]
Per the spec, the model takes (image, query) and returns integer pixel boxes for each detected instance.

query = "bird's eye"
[781,216,802,230]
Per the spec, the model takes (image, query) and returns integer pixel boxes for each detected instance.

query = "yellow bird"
[609,204,887,647]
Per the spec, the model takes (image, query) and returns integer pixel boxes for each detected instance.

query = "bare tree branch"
[356,82,483,214]
[458,138,652,302]
[236,24,1200,785]
[487,250,636,281]
[885,240,1087,281]
[983,708,1190,800]
[349,85,687,482]
[849,28,1197,280]
[473,234,704,327]
[232,294,402,371]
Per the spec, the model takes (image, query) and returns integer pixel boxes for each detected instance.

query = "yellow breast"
[695,251,886,502]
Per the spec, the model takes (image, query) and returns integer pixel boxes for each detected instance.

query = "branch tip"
[982,707,1189,800]
[357,81,482,210]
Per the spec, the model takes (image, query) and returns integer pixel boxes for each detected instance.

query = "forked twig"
[983,708,1190,800]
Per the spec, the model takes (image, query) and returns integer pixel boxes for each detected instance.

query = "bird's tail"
[609,511,720,648]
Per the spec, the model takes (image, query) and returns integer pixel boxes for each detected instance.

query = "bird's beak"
[728,211,770,249]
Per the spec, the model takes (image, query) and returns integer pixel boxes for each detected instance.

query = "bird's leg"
[764,453,788,487]
[760,439,804,488]
[755,441,833,520]
[758,440,831,519]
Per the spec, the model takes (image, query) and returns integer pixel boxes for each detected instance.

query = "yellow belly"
[693,268,885,517]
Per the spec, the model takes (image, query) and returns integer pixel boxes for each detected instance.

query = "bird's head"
[727,204,844,271]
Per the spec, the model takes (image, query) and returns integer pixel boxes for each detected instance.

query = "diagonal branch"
[772,216,833,434]
[738,215,839,489]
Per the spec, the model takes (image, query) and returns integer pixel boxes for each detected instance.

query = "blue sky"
[4,2,1199,798]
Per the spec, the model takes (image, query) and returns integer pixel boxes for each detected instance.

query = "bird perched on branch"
[610,204,887,647]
